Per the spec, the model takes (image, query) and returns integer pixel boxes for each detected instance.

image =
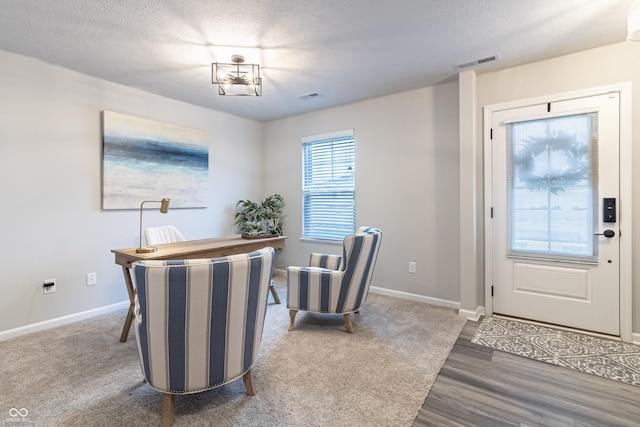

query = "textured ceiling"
[0,0,632,121]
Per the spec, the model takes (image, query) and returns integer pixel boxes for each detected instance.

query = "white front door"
[489,92,620,336]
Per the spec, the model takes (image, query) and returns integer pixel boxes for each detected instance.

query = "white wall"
[263,82,461,303]
[6,40,636,339]
[474,42,640,334]
[0,50,263,336]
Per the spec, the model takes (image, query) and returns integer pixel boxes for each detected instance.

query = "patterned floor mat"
[471,316,640,386]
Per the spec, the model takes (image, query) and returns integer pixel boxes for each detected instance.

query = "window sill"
[300,237,343,246]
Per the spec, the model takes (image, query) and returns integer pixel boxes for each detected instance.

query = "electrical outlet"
[43,278,56,294]
[86,272,97,286]
[409,262,417,274]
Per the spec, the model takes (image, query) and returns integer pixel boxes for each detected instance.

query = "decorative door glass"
[506,113,598,261]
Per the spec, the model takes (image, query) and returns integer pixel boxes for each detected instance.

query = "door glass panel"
[507,113,598,262]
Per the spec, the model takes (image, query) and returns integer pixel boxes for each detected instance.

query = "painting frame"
[101,111,208,210]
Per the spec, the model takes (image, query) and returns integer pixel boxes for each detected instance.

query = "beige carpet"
[0,283,466,426]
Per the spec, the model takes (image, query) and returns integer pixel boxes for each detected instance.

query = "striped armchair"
[287,227,382,333]
[132,247,275,427]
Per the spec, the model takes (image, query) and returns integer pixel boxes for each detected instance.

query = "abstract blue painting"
[102,111,208,209]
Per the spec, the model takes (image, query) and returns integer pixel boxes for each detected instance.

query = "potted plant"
[234,194,284,237]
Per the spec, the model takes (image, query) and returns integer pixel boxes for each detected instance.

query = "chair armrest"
[287,266,344,312]
[309,253,342,270]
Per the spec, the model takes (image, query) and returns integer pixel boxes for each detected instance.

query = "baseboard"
[0,301,129,342]
[369,286,460,310]
[632,332,640,346]
[459,306,486,322]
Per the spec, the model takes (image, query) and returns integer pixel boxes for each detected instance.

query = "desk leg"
[269,280,281,304]
[120,266,135,343]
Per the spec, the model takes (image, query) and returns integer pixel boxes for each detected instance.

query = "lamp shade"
[160,198,170,213]
[629,0,640,43]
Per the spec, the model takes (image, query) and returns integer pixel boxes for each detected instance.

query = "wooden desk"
[112,235,287,342]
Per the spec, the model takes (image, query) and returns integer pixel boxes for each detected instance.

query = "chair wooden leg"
[288,310,298,331]
[269,281,281,304]
[243,369,256,396]
[161,394,175,427]
[344,313,354,334]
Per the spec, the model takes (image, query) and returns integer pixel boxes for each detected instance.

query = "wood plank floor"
[413,320,640,426]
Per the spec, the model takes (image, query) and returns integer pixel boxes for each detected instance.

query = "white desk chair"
[144,225,186,245]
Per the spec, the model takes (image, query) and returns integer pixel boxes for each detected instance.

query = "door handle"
[594,229,615,238]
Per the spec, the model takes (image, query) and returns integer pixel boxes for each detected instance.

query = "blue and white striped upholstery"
[287,227,382,333]
[309,253,342,270]
[132,247,274,423]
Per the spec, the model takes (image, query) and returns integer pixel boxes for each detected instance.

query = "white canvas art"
[102,111,208,209]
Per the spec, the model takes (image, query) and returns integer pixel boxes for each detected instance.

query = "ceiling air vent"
[298,92,324,100]
[453,54,500,72]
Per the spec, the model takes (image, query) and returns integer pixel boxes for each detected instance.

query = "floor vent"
[453,54,500,71]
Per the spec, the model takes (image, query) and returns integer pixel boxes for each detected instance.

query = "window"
[507,113,597,261]
[302,129,355,241]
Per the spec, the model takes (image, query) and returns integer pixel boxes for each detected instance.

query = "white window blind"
[302,129,355,241]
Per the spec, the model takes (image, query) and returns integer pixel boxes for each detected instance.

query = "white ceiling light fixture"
[629,0,640,43]
[212,55,262,96]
